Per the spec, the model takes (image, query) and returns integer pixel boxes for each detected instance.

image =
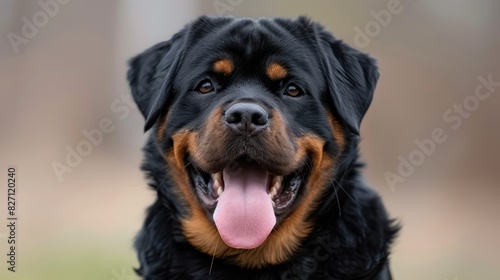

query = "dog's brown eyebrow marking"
[266,63,288,80]
[213,58,234,75]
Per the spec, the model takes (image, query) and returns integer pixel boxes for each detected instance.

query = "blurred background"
[0,0,499,279]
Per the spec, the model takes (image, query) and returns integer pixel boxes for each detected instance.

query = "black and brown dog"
[127,16,398,280]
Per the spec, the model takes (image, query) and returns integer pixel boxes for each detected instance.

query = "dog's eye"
[197,80,215,94]
[285,84,302,97]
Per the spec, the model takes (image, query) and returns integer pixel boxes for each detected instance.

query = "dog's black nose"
[224,103,269,135]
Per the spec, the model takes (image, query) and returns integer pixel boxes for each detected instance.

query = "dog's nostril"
[225,103,269,134]
[225,112,241,124]
[252,112,267,126]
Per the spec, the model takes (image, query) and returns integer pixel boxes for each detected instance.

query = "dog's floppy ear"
[127,16,235,132]
[316,25,379,135]
[127,29,187,132]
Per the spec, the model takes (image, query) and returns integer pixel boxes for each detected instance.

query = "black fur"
[128,16,398,280]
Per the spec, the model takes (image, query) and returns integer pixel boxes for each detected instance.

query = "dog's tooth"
[268,175,283,200]
[213,179,221,190]
[272,175,283,187]
[268,191,274,199]
[269,186,278,199]
[211,172,225,197]
[272,180,281,193]
[212,172,222,182]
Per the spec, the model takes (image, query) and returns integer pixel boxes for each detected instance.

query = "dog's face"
[128,16,378,268]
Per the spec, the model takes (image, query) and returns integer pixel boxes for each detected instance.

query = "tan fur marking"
[168,109,336,268]
[328,114,345,151]
[213,59,234,75]
[165,131,198,209]
[266,63,288,80]
[156,112,170,142]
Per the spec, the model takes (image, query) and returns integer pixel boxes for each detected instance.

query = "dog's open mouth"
[187,157,309,249]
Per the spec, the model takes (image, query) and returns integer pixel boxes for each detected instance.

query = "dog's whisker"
[208,237,219,275]
[303,155,309,168]
[329,176,342,217]
[332,177,361,208]
[185,158,194,168]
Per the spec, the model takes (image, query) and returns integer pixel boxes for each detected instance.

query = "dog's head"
[128,16,378,268]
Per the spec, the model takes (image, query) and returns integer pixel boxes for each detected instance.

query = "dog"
[127,16,398,280]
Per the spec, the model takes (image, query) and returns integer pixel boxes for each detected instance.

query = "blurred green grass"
[0,238,139,280]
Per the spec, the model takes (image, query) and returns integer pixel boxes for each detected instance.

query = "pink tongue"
[213,161,276,249]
